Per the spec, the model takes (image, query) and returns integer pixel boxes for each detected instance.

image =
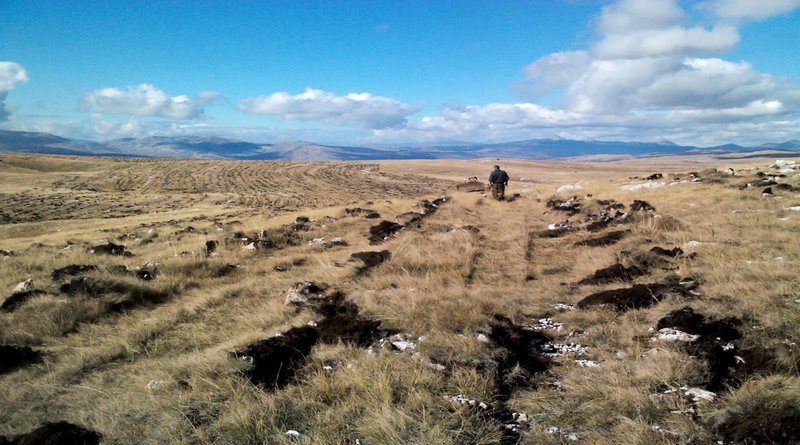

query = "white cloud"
[709,0,800,20]
[592,25,739,59]
[0,61,29,122]
[598,0,685,34]
[82,84,205,119]
[238,88,419,129]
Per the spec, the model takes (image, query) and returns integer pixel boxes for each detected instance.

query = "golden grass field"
[1,151,799,444]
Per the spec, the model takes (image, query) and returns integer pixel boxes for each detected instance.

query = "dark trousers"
[491,183,505,200]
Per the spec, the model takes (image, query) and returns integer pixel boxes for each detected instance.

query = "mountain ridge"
[0,129,798,161]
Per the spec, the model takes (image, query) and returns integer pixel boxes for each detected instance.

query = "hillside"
[2,129,799,161]
[1,153,799,444]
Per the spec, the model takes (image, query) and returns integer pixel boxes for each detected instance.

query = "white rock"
[655,328,700,342]
[12,279,33,294]
[684,387,716,402]
[553,303,576,311]
[146,379,166,390]
[476,333,490,343]
[575,359,601,367]
[556,183,582,193]
[285,430,301,437]
[786,206,800,212]
[242,242,256,250]
[391,340,416,351]
[621,182,666,191]
[309,238,327,246]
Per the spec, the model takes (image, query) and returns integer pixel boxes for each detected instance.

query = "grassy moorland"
[1,151,799,444]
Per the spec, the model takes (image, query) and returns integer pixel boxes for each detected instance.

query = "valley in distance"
[1,148,799,444]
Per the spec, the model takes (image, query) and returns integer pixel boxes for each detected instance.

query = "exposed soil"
[368,221,404,244]
[351,250,392,274]
[51,264,98,281]
[630,200,656,211]
[577,276,698,311]
[577,263,648,285]
[0,345,42,374]
[89,243,129,256]
[344,207,380,218]
[59,277,173,312]
[1,290,48,312]
[234,326,320,389]
[574,229,631,247]
[649,246,686,258]
[656,306,779,391]
[0,421,101,445]
[487,315,553,444]
[713,400,800,445]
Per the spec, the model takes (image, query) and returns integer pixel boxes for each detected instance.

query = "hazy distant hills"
[1,129,798,161]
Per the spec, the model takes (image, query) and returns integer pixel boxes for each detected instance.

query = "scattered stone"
[0,345,42,374]
[146,379,166,391]
[553,303,576,311]
[1,421,101,445]
[684,387,715,402]
[525,318,564,331]
[285,282,328,307]
[654,328,700,342]
[546,196,581,215]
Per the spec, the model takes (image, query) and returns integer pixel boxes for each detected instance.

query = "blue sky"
[1,0,799,146]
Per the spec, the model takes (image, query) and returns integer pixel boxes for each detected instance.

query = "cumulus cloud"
[82,84,206,119]
[384,0,800,146]
[238,88,419,129]
[0,61,29,122]
[709,0,800,20]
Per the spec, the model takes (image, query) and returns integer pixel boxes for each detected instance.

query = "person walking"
[488,165,509,200]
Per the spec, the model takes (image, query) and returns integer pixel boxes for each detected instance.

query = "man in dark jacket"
[488,165,509,200]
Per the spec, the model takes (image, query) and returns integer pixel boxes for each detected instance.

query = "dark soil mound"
[89,243,128,256]
[351,250,392,273]
[656,307,780,390]
[575,229,631,247]
[714,398,800,444]
[235,326,319,389]
[316,315,384,347]
[0,345,42,374]
[345,208,381,218]
[578,263,647,285]
[369,221,404,244]
[2,290,48,312]
[630,200,655,211]
[649,246,686,258]
[656,306,741,341]
[59,277,172,311]
[205,240,218,254]
[51,265,97,281]
[577,276,698,311]
[488,315,552,393]
[487,315,553,445]
[2,421,101,445]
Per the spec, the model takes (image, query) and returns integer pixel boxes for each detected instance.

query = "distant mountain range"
[1,129,798,161]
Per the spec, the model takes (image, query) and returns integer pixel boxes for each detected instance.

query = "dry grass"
[1,151,799,444]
